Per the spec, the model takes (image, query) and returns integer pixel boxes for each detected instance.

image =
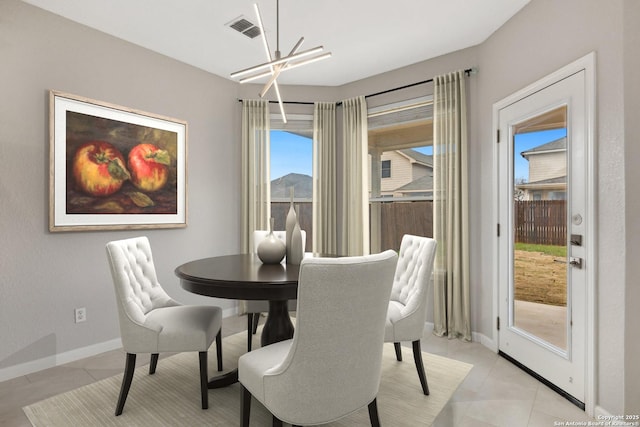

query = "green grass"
[514,243,567,257]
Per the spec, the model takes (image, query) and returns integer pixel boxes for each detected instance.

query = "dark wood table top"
[175,253,301,301]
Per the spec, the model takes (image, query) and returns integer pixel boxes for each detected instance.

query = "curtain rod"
[238,67,475,106]
[362,67,475,100]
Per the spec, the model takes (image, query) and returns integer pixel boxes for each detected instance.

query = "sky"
[271,128,566,182]
[271,130,312,180]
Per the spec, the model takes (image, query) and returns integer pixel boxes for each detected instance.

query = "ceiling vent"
[227,16,261,39]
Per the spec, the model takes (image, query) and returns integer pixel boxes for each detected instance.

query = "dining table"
[175,253,302,388]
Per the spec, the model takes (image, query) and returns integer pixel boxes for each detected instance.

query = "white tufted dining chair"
[245,230,305,351]
[106,236,223,415]
[239,250,398,427]
[385,234,437,395]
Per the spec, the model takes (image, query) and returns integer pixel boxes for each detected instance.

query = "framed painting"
[49,90,187,232]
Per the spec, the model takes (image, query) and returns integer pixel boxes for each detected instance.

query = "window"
[368,96,434,253]
[270,114,313,251]
[381,160,391,178]
[549,191,566,200]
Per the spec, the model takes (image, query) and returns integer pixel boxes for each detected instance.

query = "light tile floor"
[0,315,593,427]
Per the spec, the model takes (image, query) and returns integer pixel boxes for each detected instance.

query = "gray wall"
[623,0,640,416]
[0,0,242,369]
[1,0,638,415]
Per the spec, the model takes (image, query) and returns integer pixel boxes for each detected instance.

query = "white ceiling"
[22,0,529,86]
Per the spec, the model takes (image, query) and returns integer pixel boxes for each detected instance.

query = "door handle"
[569,257,583,269]
[570,234,583,246]
[553,257,583,269]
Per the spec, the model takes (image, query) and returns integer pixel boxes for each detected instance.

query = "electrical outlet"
[74,307,86,323]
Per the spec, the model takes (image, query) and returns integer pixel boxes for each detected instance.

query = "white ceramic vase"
[288,205,304,265]
[285,187,297,262]
[257,218,286,264]
[287,222,304,265]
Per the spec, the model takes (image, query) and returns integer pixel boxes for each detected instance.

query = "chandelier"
[230,0,331,122]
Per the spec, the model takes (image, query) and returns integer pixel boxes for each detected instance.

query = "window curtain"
[432,70,471,341]
[340,96,369,256]
[312,102,337,254]
[241,99,271,254]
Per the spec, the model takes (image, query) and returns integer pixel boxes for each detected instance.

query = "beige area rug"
[24,329,472,426]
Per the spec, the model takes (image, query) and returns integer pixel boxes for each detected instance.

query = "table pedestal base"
[208,300,294,389]
[261,300,294,347]
[208,369,238,389]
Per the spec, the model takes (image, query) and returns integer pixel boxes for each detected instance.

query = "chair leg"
[393,342,403,361]
[199,351,209,409]
[115,353,136,416]
[272,416,283,427]
[216,330,223,371]
[240,385,252,427]
[149,353,159,374]
[368,398,381,427]
[247,314,254,352]
[252,313,260,334]
[412,340,430,395]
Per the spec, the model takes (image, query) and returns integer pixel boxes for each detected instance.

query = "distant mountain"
[271,173,312,198]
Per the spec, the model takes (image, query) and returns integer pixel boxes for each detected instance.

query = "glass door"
[497,71,587,407]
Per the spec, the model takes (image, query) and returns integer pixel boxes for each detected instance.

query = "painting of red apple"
[72,141,130,197]
[64,110,179,215]
[128,143,170,192]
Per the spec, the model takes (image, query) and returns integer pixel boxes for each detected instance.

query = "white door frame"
[491,52,596,416]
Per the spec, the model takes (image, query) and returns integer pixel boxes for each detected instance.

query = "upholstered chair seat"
[106,236,223,415]
[384,234,437,395]
[239,250,398,427]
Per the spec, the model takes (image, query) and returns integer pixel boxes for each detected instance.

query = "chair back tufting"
[106,236,177,352]
[389,235,437,324]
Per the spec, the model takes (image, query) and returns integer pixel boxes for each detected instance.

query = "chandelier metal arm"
[259,36,304,97]
[231,1,332,124]
[238,52,332,84]
[230,46,324,79]
[253,2,287,122]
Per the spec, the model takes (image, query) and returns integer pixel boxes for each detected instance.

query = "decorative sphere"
[257,233,286,264]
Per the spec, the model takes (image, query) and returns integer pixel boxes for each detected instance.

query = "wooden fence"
[514,200,566,246]
[378,201,433,251]
[271,200,434,253]
[271,200,564,251]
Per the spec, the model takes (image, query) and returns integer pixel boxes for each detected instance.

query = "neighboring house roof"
[521,137,566,158]
[398,149,433,166]
[527,176,566,185]
[394,174,434,192]
[516,175,566,189]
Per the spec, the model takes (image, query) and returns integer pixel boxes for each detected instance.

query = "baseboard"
[474,331,498,352]
[0,307,238,383]
[594,405,612,420]
[0,338,122,383]
[425,321,497,351]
